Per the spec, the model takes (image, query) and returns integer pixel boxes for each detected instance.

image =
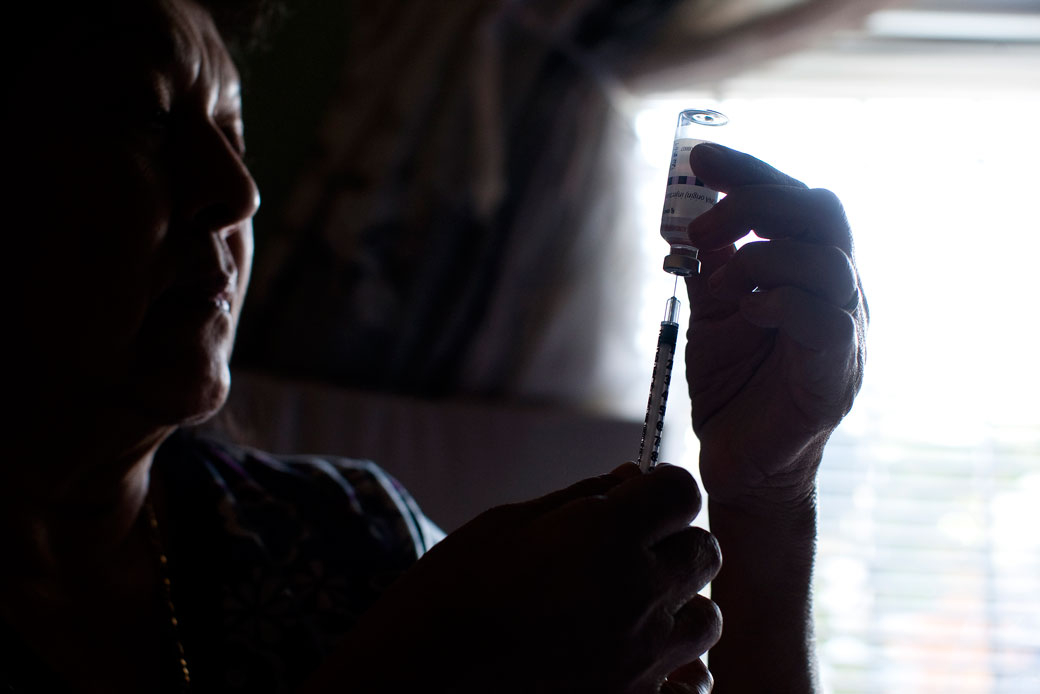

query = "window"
[620,16,1040,693]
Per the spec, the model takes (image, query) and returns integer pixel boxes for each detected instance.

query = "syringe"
[637,288,681,473]
[637,109,728,473]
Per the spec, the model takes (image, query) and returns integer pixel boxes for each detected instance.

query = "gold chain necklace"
[143,497,192,690]
[0,503,192,694]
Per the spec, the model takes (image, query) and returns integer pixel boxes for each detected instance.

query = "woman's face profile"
[5,0,259,426]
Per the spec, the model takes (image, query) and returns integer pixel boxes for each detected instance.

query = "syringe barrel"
[660,109,729,276]
[637,319,680,473]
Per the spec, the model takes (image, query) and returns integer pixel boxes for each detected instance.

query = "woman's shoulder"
[154,432,445,690]
[229,438,445,554]
[158,431,444,559]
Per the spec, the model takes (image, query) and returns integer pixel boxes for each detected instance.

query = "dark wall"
[237,1,352,248]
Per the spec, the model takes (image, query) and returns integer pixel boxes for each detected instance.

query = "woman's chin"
[126,354,234,427]
[176,376,232,426]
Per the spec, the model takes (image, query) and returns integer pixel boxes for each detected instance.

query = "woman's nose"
[176,119,261,234]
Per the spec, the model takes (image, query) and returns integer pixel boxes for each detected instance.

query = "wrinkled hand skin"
[685,143,867,511]
[304,464,723,694]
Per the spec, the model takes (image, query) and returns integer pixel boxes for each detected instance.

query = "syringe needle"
[637,296,681,473]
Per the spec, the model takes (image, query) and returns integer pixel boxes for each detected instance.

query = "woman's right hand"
[305,463,722,693]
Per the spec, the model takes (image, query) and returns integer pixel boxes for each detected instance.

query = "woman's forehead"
[42,1,235,85]
[105,0,241,96]
[9,0,243,96]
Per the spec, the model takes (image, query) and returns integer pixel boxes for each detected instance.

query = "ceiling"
[711,0,1040,98]
[868,0,1040,42]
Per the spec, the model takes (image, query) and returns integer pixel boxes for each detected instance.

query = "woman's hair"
[199,0,287,57]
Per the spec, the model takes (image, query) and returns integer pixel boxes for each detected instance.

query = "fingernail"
[687,217,704,240]
[610,462,641,478]
[691,142,725,165]
[692,142,724,155]
[687,214,715,243]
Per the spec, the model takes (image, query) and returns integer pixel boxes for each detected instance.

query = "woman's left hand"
[683,144,867,513]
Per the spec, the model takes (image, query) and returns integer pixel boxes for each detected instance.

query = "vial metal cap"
[663,252,701,277]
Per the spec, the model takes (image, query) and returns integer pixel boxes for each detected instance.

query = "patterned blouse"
[0,432,442,693]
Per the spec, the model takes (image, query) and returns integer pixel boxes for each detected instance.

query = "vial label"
[660,137,720,246]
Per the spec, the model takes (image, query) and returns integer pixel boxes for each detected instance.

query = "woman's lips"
[213,289,232,314]
[156,274,236,317]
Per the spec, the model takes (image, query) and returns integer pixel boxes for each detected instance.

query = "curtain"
[235,0,900,402]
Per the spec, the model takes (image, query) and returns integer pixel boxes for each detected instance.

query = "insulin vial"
[660,109,728,276]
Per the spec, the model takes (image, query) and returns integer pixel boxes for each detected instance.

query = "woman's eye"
[120,102,172,142]
[219,122,246,157]
[146,107,172,132]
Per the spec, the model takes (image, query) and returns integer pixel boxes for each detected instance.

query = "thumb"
[518,463,640,516]
[686,246,737,321]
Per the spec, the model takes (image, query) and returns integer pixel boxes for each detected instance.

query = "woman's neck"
[0,442,173,694]
[2,404,174,591]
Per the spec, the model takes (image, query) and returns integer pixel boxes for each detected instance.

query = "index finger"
[689,185,853,253]
[691,143,807,192]
[520,463,642,516]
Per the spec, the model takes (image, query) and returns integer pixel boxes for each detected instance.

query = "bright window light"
[626,92,1040,693]
[866,10,1040,42]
